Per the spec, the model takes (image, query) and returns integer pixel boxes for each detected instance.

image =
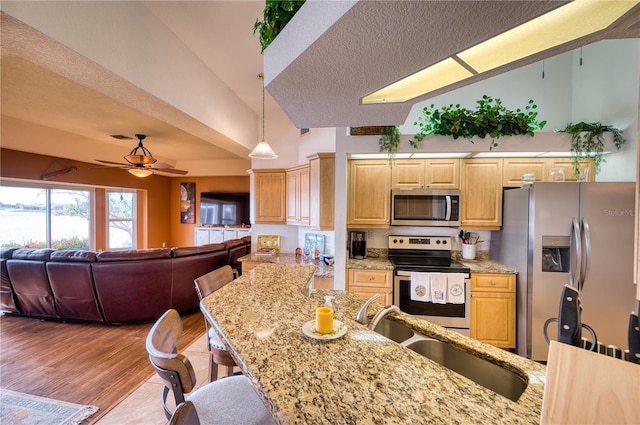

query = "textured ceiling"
[0,2,265,176]
[1,1,639,176]
[265,0,640,128]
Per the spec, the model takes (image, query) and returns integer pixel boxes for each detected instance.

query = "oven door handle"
[395,270,470,278]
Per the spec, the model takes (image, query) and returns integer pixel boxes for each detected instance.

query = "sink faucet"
[367,304,401,330]
[355,293,380,325]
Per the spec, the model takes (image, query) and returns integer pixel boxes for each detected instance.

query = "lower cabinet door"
[470,292,516,348]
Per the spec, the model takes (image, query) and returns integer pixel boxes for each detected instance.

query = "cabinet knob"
[369,277,374,281]
[491,281,496,285]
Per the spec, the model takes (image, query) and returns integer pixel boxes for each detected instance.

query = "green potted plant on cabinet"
[556,122,626,177]
[409,95,547,150]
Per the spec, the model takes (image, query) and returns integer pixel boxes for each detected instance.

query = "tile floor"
[95,333,233,425]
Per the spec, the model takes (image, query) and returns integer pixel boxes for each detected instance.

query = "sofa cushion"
[172,243,225,258]
[223,239,244,249]
[50,250,97,263]
[96,248,171,262]
[0,248,17,259]
[12,248,55,262]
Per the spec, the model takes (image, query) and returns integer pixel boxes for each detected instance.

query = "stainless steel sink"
[373,318,415,343]
[406,339,527,402]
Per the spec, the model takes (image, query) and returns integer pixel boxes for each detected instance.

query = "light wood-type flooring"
[0,311,210,424]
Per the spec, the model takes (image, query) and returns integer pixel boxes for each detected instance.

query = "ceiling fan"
[95,134,188,177]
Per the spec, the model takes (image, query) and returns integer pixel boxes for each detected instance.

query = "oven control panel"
[388,236,452,250]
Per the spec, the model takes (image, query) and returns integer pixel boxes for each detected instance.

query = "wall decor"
[180,182,195,224]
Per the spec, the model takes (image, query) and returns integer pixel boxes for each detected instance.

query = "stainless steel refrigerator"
[491,182,636,361]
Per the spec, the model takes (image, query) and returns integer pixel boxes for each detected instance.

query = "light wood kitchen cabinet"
[347,160,391,228]
[546,158,595,182]
[285,164,310,226]
[470,273,516,349]
[503,157,596,187]
[391,159,459,189]
[308,153,335,230]
[460,158,503,229]
[347,269,392,305]
[248,169,286,224]
[502,158,547,187]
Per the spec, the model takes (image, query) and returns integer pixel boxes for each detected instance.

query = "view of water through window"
[0,186,90,249]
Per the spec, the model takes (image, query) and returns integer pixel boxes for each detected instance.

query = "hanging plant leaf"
[253,0,305,53]
[556,122,626,177]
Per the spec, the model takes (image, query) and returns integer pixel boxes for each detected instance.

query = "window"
[0,185,91,249]
[107,191,136,250]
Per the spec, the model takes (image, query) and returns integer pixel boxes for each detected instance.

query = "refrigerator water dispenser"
[541,236,570,273]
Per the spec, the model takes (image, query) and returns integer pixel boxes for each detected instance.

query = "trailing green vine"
[556,122,626,177]
[410,95,547,150]
[378,125,401,162]
[253,0,305,53]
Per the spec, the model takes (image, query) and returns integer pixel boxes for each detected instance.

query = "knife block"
[541,341,640,424]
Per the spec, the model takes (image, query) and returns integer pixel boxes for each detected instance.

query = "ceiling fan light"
[124,154,157,165]
[128,168,153,178]
[249,140,278,159]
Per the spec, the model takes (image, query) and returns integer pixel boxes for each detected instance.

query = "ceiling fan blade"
[151,162,175,169]
[152,167,188,175]
[96,159,129,166]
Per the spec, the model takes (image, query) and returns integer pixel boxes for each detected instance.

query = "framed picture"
[180,182,195,224]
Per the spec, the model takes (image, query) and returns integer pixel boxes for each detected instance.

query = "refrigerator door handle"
[570,217,582,288]
[581,217,591,291]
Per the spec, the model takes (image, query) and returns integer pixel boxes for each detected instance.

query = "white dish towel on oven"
[447,273,465,304]
[430,273,447,304]
[410,272,431,302]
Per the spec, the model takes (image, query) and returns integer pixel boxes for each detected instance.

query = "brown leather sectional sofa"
[0,237,251,324]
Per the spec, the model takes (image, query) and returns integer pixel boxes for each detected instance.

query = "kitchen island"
[200,263,546,424]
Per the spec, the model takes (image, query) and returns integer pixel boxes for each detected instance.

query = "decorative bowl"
[322,255,335,266]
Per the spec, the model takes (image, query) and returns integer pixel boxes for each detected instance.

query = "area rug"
[0,389,99,425]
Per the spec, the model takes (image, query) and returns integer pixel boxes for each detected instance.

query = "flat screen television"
[200,192,250,226]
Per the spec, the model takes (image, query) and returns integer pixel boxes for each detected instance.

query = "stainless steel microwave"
[391,189,461,227]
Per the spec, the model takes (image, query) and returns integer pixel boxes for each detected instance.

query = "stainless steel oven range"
[388,235,471,335]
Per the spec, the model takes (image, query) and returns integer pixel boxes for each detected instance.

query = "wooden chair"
[169,401,200,425]
[194,265,237,382]
[146,309,275,424]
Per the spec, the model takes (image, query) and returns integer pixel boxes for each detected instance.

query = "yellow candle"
[315,307,334,334]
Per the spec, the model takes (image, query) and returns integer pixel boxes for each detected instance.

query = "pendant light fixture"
[249,73,278,159]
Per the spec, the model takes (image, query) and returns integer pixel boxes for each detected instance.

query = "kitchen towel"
[410,272,432,302]
[430,273,447,304]
[447,273,465,304]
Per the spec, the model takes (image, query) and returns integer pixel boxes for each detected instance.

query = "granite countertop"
[347,251,518,274]
[239,253,334,278]
[201,263,545,425]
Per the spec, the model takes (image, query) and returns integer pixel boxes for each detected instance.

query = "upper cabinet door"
[249,170,286,224]
[425,158,459,189]
[391,160,425,189]
[348,160,391,228]
[391,159,459,189]
[460,159,503,229]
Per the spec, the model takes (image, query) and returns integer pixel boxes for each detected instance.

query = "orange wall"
[1,148,249,248]
[169,176,250,247]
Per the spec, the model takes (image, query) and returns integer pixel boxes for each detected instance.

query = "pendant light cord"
[259,73,265,142]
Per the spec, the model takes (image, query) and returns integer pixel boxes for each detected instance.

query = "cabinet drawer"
[471,273,515,292]
[349,286,392,305]
[348,269,391,288]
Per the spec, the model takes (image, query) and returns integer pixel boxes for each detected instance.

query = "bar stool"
[146,309,275,424]
[194,265,237,381]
